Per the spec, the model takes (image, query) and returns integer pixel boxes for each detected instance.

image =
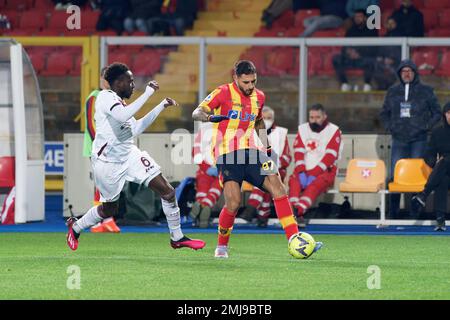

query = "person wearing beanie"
[380,59,441,219]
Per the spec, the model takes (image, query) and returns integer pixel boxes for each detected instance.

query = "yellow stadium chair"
[388,159,432,193]
[339,158,386,193]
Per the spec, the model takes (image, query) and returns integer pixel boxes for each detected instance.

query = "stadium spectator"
[66,63,206,251]
[345,0,379,18]
[53,0,88,10]
[147,0,198,36]
[261,0,293,29]
[411,103,450,231]
[372,16,402,90]
[391,0,424,37]
[123,0,162,35]
[96,0,130,35]
[342,0,379,30]
[239,106,292,227]
[82,66,121,233]
[332,9,378,92]
[288,104,342,227]
[190,122,222,228]
[300,0,347,38]
[379,59,441,219]
[192,60,322,259]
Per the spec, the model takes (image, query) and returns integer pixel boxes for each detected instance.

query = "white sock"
[73,206,103,233]
[161,198,184,241]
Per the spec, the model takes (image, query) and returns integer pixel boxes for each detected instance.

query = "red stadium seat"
[265,47,294,75]
[19,11,47,31]
[95,30,118,36]
[70,54,82,76]
[436,50,450,76]
[36,30,62,36]
[427,28,450,37]
[272,10,295,29]
[255,26,287,37]
[240,48,266,75]
[132,51,162,76]
[81,10,100,30]
[108,52,133,67]
[33,0,54,10]
[4,0,33,11]
[41,51,74,76]
[380,0,396,10]
[294,9,320,28]
[2,29,33,36]
[439,9,450,28]
[27,51,46,74]
[285,26,304,37]
[421,9,438,31]
[63,28,95,36]
[319,52,337,76]
[423,0,450,9]
[0,157,15,188]
[47,11,71,30]
[313,28,345,37]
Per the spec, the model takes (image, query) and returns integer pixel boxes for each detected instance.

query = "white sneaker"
[363,83,372,92]
[340,83,351,92]
[214,245,229,258]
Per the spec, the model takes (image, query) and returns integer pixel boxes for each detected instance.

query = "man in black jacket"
[332,9,378,92]
[411,103,450,231]
[391,0,424,37]
[380,59,441,219]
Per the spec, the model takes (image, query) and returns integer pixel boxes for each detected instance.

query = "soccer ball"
[288,232,316,259]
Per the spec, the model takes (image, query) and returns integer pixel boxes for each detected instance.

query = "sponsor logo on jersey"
[227,110,256,122]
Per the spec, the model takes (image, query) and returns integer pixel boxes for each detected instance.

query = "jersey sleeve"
[293,133,307,174]
[98,90,122,116]
[198,87,223,112]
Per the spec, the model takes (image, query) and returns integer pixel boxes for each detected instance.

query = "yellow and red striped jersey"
[199,82,265,159]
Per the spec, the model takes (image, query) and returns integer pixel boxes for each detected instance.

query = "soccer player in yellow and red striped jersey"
[192,60,322,259]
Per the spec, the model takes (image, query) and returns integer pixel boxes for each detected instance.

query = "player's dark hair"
[104,62,129,85]
[354,9,367,16]
[234,60,257,76]
[309,103,326,113]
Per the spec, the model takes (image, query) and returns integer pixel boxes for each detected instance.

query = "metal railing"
[100,36,450,125]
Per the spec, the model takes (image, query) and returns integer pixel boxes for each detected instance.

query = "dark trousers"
[423,158,450,224]
[332,54,375,84]
[389,138,428,218]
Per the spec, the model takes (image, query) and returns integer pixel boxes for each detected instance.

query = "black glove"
[208,115,229,123]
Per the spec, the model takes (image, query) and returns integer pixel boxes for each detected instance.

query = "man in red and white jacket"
[288,104,342,226]
[191,122,222,228]
[240,106,292,227]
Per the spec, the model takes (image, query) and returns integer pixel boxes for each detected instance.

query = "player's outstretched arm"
[132,98,178,136]
[192,106,228,123]
[109,80,159,123]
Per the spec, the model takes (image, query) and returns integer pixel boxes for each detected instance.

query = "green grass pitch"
[1,232,450,300]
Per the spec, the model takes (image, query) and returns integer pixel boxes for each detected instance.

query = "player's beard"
[238,84,254,96]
